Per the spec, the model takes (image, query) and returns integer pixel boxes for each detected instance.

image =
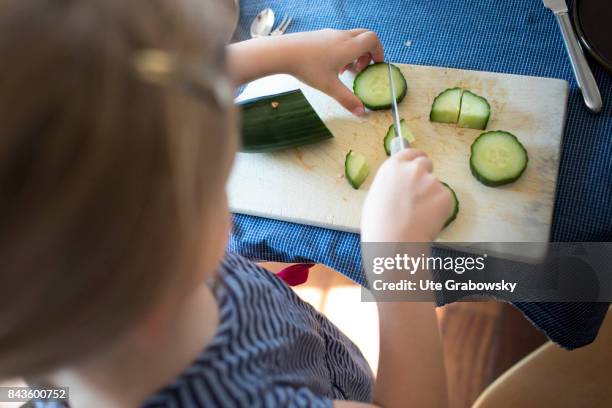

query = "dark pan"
[573,0,612,73]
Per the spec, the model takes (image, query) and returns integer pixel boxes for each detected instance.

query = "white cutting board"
[229,64,569,262]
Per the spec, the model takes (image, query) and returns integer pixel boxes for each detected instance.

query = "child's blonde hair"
[0,0,231,379]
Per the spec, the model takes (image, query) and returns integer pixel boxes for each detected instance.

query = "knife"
[387,62,409,155]
[543,0,602,113]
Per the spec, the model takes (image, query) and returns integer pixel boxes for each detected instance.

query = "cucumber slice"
[441,182,459,228]
[458,90,491,130]
[345,150,369,189]
[353,63,407,110]
[430,88,463,124]
[470,131,528,187]
[383,119,416,156]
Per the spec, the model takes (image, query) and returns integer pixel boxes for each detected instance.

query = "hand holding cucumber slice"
[383,119,416,156]
[353,63,407,111]
[345,150,369,189]
[430,88,491,130]
[470,131,528,186]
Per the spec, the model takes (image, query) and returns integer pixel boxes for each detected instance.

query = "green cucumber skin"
[353,63,408,111]
[469,131,529,187]
[345,150,357,189]
[441,182,459,228]
[240,89,333,153]
[344,150,369,189]
[429,87,463,123]
[458,90,491,130]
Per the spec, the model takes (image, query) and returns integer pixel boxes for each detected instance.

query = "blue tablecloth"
[230,0,611,349]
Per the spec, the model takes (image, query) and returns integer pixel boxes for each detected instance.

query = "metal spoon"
[250,8,275,38]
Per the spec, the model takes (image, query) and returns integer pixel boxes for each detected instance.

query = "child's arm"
[230,30,451,407]
[337,149,453,408]
[227,29,384,116]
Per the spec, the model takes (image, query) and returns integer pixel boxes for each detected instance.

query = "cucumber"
[430,88,491,130]
[430,88,463,124]
[458,90,491,130]
[383,119,416,156]
[441,182,459,228]
[470,131,528,187]
[353,63,407,110]
[239,90,333,153]
[345,150,369,189]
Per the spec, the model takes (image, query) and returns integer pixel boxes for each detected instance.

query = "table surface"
[229,0,611,349]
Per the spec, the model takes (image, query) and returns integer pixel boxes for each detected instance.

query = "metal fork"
[270,15,292,36]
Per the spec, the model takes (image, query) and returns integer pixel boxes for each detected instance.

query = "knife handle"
[556,12,602,113]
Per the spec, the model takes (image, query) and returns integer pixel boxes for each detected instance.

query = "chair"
[473,308,612,408]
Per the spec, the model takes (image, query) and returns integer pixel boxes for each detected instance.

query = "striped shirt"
[33,254,374,408]
[143,253,375,407]
[35,253,374,407]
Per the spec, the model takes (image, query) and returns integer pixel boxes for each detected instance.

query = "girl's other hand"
[279,29,384,116]
[361,149,453,243]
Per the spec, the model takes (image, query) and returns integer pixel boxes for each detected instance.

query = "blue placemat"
[229,0,611,349]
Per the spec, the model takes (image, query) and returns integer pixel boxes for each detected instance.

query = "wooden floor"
[438,300,546,408]
[264,262,547,408]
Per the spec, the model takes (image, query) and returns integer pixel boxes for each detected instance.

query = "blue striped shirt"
[36,253,374,407]
[143,253,374,407]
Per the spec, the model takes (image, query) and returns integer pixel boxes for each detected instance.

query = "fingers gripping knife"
[387,62,409,155]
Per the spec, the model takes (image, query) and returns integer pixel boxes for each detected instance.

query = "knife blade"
[543,0,602,113]
[387,62,409,155]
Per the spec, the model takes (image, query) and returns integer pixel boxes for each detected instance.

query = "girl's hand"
[278,29,385,116]
[361,149,453,243]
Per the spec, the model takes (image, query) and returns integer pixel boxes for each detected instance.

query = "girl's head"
[0,0,236,379]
